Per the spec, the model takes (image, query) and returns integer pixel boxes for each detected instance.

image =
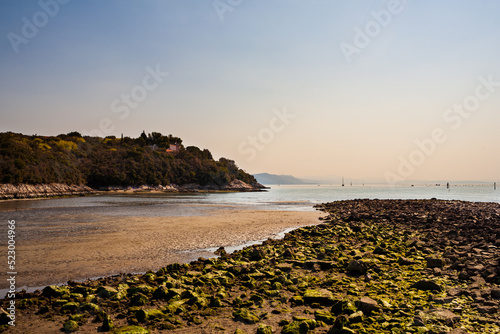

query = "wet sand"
[4,208,322,291]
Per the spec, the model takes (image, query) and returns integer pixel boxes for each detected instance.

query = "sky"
[0,0,499,183]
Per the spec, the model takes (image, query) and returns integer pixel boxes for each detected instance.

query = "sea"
[0,184,498,219]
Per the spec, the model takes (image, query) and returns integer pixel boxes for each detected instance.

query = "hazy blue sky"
[1,1,499,183]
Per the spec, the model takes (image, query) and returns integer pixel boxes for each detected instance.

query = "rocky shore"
[0,183,97,200]
[1,199,499,333]
[0,180,267,200]
[101,180,267,193]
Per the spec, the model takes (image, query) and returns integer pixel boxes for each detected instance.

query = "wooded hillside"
[0,131,258,189]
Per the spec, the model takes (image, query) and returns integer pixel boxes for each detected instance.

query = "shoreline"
[0,181,268,201]
[0,208,322,291]
[2,199,499,333]
[0,226,303,299]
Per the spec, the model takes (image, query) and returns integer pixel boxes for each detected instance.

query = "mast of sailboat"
[342,177,344,187]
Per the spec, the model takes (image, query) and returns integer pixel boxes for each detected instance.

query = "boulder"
[411,280,443,292]
[397,257,415,265]
[346,260,368,275]
[356,297,379,315]
[314,310,335,325]
[425,309,460,325]
[303,289,335,306]
[233,308,259,324]
[63,320,79,332]
[256,324,273,334]
[426,257,445,269]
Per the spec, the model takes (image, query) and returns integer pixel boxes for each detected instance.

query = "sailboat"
[342,177,344,187]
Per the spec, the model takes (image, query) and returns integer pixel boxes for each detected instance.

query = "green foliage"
[0,131,256,189]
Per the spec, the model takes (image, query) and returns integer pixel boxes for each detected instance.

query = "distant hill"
[253,173,311,185]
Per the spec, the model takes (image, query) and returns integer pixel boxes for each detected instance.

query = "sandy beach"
[4,207,322,291]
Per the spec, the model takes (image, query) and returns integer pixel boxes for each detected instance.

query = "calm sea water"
[0,184,498,219]
[194,184,500,211]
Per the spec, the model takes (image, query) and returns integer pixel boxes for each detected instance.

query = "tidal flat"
[1,199,499,333]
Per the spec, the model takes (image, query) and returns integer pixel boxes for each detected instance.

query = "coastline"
[0,208,321,291]
[0,183,97,200]
[0,180,268,201]
[2,199,499,333]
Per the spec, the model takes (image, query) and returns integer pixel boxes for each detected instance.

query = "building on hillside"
[166,143,180,154]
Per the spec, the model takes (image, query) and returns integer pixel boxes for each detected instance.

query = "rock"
[447,329,468,334]
[331,300,357,315]
[0,308,11,325]
[283,247,296,259]
[250,247,266,261]
[281,321,303,334]
[412,316,425,326]
[128,285,153,296]
[447,288,463,297]
[188,295,209,308]
[425,309,460,325]
[61,302,80,313]
[476,306,497,314]
[0,183,96,200]
[276,263,293,272]
[234,330,247,334]
[165,300,186,314]
[282,319,316,334]
[214,247,227,256]
[348,310,363,323]
[411,279,443,292]
[290,295,304,306]
[426,257,445,268]
[332,315,349,329]
[314,310,335,325]
[102,314,114,331]
[491,289,500,299]
[378,298,392,309]
[131,293,149,306]
[97,286,118,299]
[63,320,79,332]
[233,308,260,324]
[111,325,150,334]
[303,289,335,306]
[152,286,169,300]
[346,260,368,274]
[432,296,455,304]
[356,297,379,315]
[234,328,247,334]
[136,309,164,322]
[223,179,264,191]
[373,245,387,255]
[42,285,70,298]
[397,257,415,265]
[256,324,273,334]
[458,271,470,280]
